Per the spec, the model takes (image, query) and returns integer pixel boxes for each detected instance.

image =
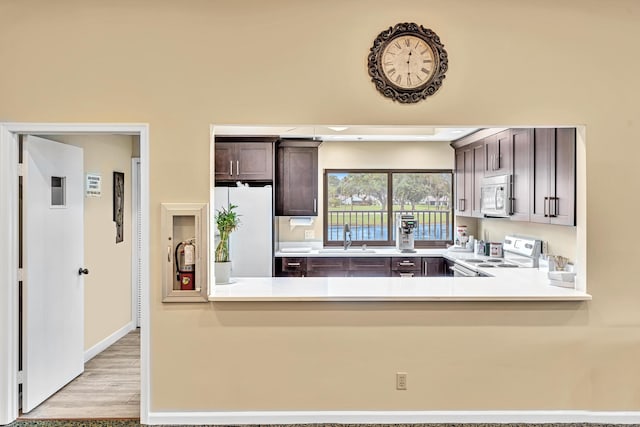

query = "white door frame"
[132,157,142,328]
[0,123,150,425]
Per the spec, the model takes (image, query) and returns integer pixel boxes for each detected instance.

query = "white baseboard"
[145,410,640,425]
[84,321,135,362]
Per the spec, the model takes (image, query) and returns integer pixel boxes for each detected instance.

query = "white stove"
[502,235,542,267]
[450,235,542,276]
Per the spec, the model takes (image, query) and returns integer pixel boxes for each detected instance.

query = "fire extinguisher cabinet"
[161,203,209,302]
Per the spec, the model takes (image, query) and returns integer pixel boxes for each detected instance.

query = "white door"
[22,135,85,413]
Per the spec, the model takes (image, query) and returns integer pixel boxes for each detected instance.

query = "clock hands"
[406,50,413,86]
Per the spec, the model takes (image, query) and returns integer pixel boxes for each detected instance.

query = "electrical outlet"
[396,372,407,390]
[304,230,315,240]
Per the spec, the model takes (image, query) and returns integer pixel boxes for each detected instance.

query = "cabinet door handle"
[399,272,414,278]
[544,197,549,217]
[461,199,466,212]
[236,160,239,176]
[399,261,415,267]
[229,160,233,176]
[510,197,515,215]
[286,262,301,267]
[313,198,317,213]
[551,197,559,217]
[167,245,172,262]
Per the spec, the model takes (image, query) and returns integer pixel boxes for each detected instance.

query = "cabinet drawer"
[391,257,421,271]
[391,271,420,278]
[348,257,391,277]
[307,257,348,277]
[280,257,307,273]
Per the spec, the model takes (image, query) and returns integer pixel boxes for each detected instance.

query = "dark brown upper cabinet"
[471,142,485,218]
[530,128,576,226]
[454,146,473,216]
[510,128,533,222]
[455,141,484,218]
[214,136,275,183]
[484,129,512,177]
[275,139,320,216]
[452,127,575,226]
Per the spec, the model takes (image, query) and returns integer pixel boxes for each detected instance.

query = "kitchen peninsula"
[209,249,591,302]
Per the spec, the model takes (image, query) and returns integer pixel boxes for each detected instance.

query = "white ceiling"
[214,125,479,142]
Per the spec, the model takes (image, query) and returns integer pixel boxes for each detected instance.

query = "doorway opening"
[0,124,150,425]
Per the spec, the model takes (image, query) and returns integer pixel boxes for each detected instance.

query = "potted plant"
[214,203,240,284]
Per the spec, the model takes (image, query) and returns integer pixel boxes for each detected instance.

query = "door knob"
[78,268,89,275]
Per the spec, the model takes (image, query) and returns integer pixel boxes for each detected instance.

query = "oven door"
[449,263,479,277]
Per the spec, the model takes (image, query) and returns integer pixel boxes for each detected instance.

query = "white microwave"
[480,174,512,217]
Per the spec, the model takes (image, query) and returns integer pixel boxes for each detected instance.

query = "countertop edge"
[209,295,592,302]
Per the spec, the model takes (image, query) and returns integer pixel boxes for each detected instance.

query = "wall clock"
[368,22,448,103]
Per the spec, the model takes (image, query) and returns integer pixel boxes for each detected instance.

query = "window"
[324,170,453,247]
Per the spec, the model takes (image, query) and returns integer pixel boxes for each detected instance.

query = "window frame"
[323,168,454,248]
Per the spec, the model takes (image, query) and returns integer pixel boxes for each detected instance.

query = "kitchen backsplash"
[478,218,577,262]
[277,214,577,263]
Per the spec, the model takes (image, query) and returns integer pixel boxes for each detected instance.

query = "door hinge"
[18,163,24,177]
[17,370,24,384]
[18,268,24,282]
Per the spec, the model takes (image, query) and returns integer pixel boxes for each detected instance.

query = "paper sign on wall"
[86,173,102,197]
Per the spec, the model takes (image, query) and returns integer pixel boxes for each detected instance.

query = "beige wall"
[2,0,640,413]
[47,134,135,351]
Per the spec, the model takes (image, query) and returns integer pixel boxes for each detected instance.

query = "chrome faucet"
[343,223,352,250]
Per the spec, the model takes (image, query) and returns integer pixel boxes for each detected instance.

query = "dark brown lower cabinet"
[423,257,446,277]
[276,256,450,277]
[276,257,307,277]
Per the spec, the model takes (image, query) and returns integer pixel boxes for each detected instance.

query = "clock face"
[368,23,448,103]
[380,35,436,89]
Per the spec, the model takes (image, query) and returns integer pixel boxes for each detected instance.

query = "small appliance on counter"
[448,225,474,252]
[489,242,503,258]
[455,225,468,247]
[396,214,417,253]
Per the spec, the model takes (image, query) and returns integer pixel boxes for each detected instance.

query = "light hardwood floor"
[20,329,140,419]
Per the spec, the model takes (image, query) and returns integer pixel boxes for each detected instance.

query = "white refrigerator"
[214,186,273,277]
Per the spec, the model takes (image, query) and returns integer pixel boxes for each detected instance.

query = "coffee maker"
[396,214,417,253]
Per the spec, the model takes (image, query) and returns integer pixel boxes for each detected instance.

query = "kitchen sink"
[318,248,377,254]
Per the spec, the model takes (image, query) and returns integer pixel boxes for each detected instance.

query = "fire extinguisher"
[175,239,196,290]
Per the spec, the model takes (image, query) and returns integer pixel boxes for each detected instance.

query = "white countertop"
[212,246,591,302]
[209,267,591,302]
